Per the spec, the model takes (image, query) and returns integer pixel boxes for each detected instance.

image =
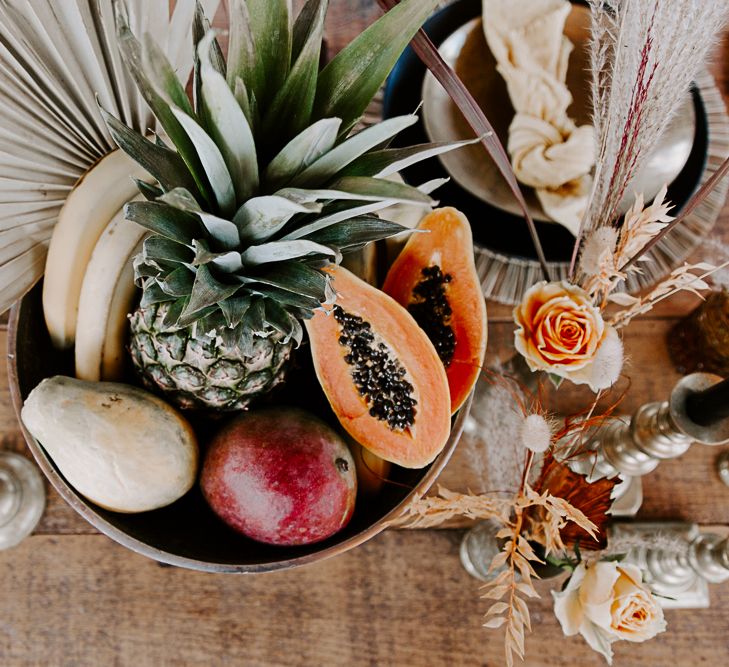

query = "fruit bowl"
[8,283,471,573]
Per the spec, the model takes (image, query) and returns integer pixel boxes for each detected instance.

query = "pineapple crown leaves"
[105,0,474,345]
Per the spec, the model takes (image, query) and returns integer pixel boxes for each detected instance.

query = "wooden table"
[2,3,728,665]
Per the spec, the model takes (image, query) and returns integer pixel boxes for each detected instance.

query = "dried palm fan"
[0,0,220,315]
[573,0,729,273]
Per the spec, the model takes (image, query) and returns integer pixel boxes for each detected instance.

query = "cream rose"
[553,561,667,664]
[514,281,623,391]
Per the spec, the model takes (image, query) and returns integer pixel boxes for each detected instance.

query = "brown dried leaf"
[505,644,515,667]
[513,597,532,631]
[507,622,526,657]
[512,553,537,581]
[515,581,539,599]
[530,455,615,550]
[516,535,540,561]
[488,550,510,573]
[486,570,512,588]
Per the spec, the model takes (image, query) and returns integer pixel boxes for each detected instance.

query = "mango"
[201,408,357,546]
[21,376,198,513]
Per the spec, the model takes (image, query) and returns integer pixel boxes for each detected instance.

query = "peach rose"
[514,281,622,391]
[553,561,667,664]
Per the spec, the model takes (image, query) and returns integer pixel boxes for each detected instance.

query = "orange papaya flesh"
[383,207,487,413]
[305,265,451,469]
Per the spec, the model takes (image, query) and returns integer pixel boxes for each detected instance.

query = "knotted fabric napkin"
[482,0,595,234]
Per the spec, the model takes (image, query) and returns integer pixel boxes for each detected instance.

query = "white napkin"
[483,0,595,234]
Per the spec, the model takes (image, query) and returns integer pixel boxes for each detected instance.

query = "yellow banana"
[75,201,147,382]
[43,149,150,349]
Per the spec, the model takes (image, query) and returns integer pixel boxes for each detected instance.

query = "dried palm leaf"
[0,0,220,314]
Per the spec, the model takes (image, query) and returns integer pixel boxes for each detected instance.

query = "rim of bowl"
[6,294,471,573]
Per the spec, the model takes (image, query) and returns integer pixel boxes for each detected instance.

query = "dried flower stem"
[482,504,538,667]
[482,481,599,667]
[609,260,729,329]
[620,155,729,271]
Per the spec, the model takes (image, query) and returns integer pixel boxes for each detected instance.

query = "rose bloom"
[553,561,667,664]
[514,281,622,391]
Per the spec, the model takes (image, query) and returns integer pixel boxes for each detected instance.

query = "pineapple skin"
[129,303,293,412]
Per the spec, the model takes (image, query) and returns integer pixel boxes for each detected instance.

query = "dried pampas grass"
[576,0,728,267]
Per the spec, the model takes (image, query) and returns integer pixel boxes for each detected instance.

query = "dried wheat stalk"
[579,186,674,304]
[608,260,729,328]
[388,486,511,528]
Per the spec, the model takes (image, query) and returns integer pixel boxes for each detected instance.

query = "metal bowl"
[7,283,470,573]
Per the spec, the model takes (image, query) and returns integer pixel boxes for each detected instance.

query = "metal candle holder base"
[569,373,729,516]
[611,522,729,609]
[0,451,45,550]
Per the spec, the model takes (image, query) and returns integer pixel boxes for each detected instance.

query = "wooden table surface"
[2,2,729,666]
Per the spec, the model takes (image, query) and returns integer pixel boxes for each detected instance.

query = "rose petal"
[513,280,606,379]
[580,562,622,629]
[553,587,584,636]
[552,564,587,636]
[579,621,616,665]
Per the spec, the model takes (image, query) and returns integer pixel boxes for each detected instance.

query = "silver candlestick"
[612,522,729,609]
[569,373,729,515]
[0,451,45,550]
[717,450,729,487]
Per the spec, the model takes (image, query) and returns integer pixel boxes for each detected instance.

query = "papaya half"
[305,265,451,469]
[383,207,487,413]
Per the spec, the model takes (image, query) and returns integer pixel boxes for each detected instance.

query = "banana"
[75,201,147,382]
[43,149,151,349]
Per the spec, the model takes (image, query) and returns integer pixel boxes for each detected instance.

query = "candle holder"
[569,373,729,516]
[459,518,507,581]
[717,450,729,487]
[0,451,45,550]
[611,522,729,609]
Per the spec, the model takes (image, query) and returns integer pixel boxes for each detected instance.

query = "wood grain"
[0,532,728,667]
[1,3,728,666]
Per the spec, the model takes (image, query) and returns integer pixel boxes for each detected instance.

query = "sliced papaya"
[305,265,451,469]
[383,207,487,413]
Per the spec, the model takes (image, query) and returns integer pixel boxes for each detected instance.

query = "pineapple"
[105,0,468,411]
